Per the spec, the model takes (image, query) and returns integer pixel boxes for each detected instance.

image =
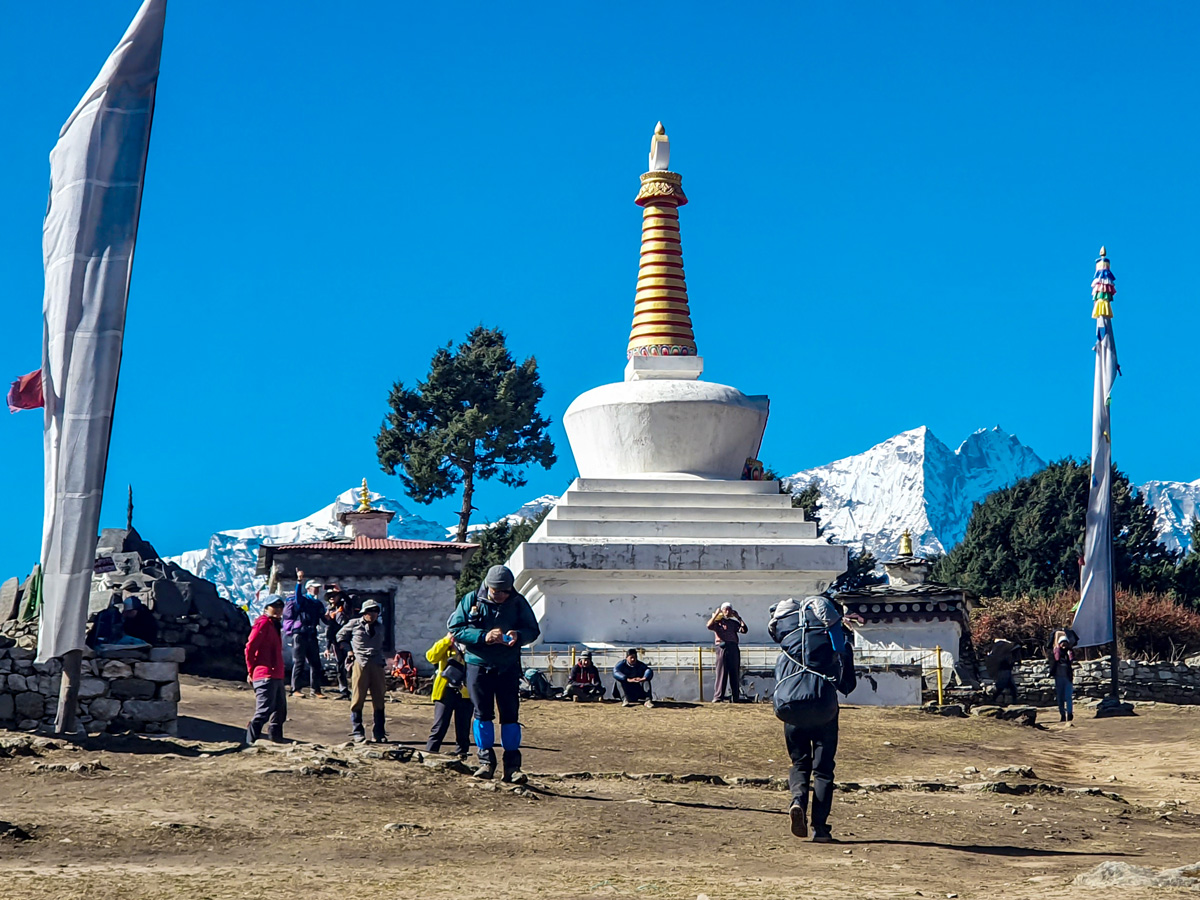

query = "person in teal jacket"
[447,565,540,783]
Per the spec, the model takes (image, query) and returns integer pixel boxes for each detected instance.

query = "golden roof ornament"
[899,529,914,556]
[357,478,372,512]
[628,121,697,359]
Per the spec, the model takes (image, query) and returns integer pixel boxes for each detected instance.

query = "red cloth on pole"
[6,370,43,413]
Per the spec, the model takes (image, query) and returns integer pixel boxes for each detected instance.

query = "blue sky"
[1,2,1196,573]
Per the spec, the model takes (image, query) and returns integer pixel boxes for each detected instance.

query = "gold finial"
[654,121,665,135]
[1099,245,1106,257]
[900,529,914,556]
[357,478,372,512]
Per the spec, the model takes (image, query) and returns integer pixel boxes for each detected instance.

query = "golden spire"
[357,478,372,512]
[627,122,697,359]
[899,529,914,556]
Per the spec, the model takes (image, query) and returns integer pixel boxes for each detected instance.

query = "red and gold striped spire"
[627,122,697,359]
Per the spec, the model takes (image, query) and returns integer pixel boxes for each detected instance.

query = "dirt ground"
[2,677,1199,900]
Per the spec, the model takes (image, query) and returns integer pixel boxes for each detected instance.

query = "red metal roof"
[271,536,478,552]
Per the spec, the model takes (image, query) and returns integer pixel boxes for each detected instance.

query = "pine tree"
[376,327,557,543]
[933,458,1178,598]
[1173,518,1200,607]
[832,548,887,592]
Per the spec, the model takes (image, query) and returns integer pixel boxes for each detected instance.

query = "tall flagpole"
[1070,246,1131,717]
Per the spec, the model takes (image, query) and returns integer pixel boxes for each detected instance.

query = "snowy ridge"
[165,487,445,608]
[447,494,559,539]
[783,426,1046,560]
[1140,479,1200,554]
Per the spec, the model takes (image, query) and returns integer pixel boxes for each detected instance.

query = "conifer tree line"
[933,459,1200,606]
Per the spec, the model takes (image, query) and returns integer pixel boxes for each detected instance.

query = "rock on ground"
[1074,860,1200,888]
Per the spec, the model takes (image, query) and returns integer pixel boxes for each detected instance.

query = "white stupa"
[507,123,846,649]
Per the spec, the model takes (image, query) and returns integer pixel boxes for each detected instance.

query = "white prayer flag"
[1072,251,1119,648]
[37,0,166,662]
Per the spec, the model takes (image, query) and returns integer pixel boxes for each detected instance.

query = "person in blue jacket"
[613,649,654,708]
[447,565,540,783]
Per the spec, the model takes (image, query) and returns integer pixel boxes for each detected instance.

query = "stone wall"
[1011,657,1200,705]
[0,619,181,734]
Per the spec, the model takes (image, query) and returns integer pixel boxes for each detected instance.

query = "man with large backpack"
[769,595,857,843]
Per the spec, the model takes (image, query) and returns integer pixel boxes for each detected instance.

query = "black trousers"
[565,683,605,700]
[246,678,287,743]
[290,634,323,693]
[615,679,653,702]
[427,692,473,754]
[713,642,742,701]
[784,715,839,829]
[466,663,521,770]
[331,640,350,692]
[994,669,1018,705]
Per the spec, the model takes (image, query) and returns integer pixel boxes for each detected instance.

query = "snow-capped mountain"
[446,494,559,539]
[166,487,445,609]
[783,426,1047,560]
[1140,479,1200,554]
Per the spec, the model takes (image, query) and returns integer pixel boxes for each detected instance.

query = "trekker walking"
[284,569,326,698]
[448,565,540,783]
[245,596,287,744]
[338,599,388,742]
[707,602,748,703]
[769,596,857,843]
[1050,635,1075,722]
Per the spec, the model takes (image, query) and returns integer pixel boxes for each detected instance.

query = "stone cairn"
[0,525,251,734]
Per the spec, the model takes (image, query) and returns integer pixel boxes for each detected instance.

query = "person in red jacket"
[245,596,287,744]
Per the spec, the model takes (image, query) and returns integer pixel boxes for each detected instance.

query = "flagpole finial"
[1099,245,1106,258]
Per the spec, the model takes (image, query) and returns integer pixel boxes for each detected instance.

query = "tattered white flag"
[38,0,166,662]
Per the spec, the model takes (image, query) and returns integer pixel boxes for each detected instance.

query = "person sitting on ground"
[89,595,126,647]
[425,633,472,759]
[613,649,654,708]
[120,582,158,645]
[245,596,287,744]
[337,599,389,742]
[565,650,605,701]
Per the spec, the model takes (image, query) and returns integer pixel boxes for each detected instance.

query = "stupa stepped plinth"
[506,124,845,652]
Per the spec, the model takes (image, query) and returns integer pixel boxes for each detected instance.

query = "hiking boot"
[313,691,327,699]
[789,802,808,839]
[473,764,495,780]
[1068,712,1074,722]
[1060,713,1066,722]
[811,825,834,843]
[504,769,528,785]
[644,699,654,709]
[352,733,366,743]
[622,699,633,708]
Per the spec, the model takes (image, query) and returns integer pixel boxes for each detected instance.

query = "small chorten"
[337,477,395,540]
[884,529,930,585]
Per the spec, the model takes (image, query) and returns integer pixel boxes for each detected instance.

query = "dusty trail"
[1,677,1197,899]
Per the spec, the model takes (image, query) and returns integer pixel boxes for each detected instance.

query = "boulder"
[89,697,121,720]
[110,678,156,700]
[185,579,228,622]
[7,673,27,692]
[0,578,19,622]
[78,678,108,700]
[149,647,186,663]
[88,589,119,616]
[158,682,180,702]
[133,661,178,683]
[100,660,133,679]
[14,692,43,720]
[121,699,176,723]
[148,579,188,617]
[0,694,13,720]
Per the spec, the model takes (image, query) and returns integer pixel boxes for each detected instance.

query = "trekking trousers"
[1055,676,1074,719]
[290,634,324,693]
[784,715,839,828]
[466,663,522,771]
[246,678,287,744]
[713,642,742,701]
[427,692,473,754]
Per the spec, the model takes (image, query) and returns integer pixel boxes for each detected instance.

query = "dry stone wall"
[0,618,180,734]
[1011,657,1200,705]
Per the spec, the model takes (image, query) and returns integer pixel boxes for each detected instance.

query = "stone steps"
[541,516,819,540]
[551,504,805,523]
[558,490,793,509]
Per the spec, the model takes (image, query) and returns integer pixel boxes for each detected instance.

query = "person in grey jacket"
[336,599,388,742]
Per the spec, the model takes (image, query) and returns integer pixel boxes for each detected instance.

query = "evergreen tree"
[455,510,550,600]
[1174,518,1200,607]
[832,548,887,592]
[376,327,557,542]
[933,458,1178,598]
